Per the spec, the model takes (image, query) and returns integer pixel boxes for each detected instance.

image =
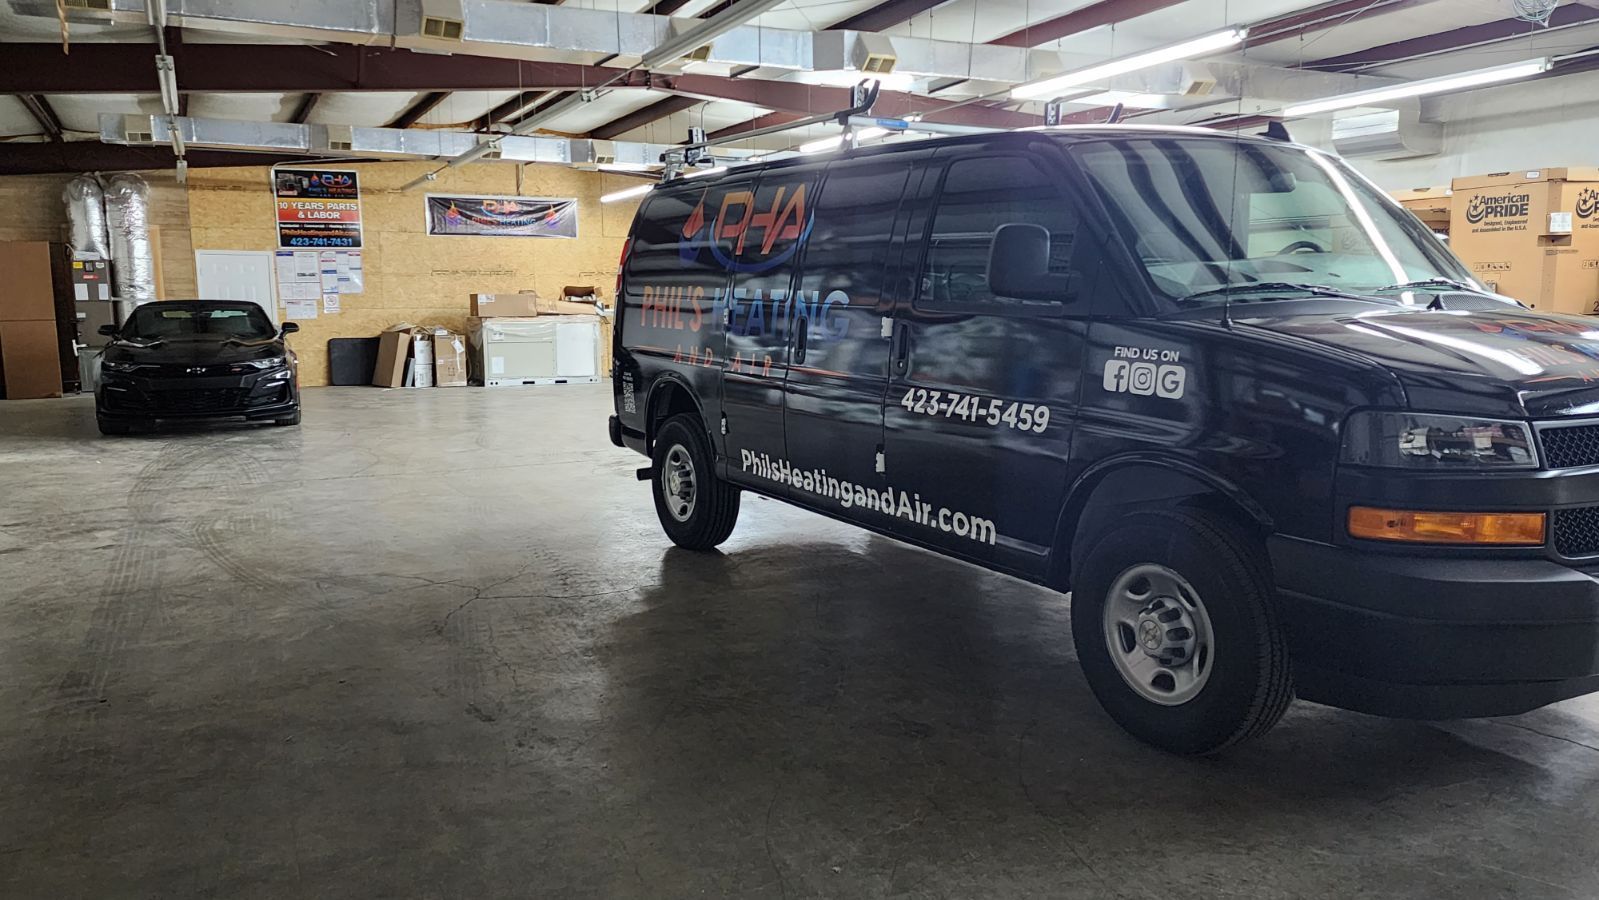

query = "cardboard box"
[535,295,603,316]
[469,292,541,317]
[411,331,435,388]
[432,330,467,387]
[0,242,58,322]
[372,324,414,387]
[0,320,64,399]
[1448,168,1599,314]
[1391,187,1452,233]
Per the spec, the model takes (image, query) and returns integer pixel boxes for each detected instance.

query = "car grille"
[149,362,258,377]
[1553,506,1599,557]
[146,388,251,412]
[1539,423,1599,469]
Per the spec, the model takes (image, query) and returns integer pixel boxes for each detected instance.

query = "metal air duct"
[104,173,156,303]
[63,175,111,261]
[1330,105,1441,160]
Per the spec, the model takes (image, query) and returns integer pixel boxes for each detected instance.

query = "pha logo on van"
[679,182,814,274]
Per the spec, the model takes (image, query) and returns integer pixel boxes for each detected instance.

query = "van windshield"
[1071,137,1473,306]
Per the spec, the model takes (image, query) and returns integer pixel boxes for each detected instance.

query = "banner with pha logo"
[274,169,362,249]
[425,195,578,238]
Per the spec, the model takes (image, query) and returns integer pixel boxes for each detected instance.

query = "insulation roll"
[63,175,110,260]
[104,173,156,302]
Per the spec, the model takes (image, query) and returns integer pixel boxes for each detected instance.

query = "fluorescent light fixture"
[799,126,888,154]
[1284,58,1550,117]
[1011,27,1246,101]
[601,182,654,203]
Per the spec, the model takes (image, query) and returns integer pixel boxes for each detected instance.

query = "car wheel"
[1070,508,1293,755]
[273,410,302,427]
[97,415,131,436]
[651,413,739,551]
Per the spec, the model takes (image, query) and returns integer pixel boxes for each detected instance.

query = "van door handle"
[892,322,909,375]
[793,316,809,364]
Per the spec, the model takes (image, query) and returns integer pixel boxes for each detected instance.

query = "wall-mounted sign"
[274,168,362,249]
[425,194,577,238]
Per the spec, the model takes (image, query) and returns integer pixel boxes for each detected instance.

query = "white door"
[194,250,277,324]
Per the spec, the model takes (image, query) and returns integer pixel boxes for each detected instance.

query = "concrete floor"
[3,385,1599,898]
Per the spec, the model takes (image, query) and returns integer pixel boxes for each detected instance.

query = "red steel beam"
[831,0,953,31]
[588,95,703,139]
[1308,3,1599,71]
[0,143,315,176]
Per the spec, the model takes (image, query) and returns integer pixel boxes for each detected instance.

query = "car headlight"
[101,359,143,373]
[1341,411,1536,469]
[245,357,287,370]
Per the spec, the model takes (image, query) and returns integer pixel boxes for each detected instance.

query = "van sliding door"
[718,168,824,492]
[780,153,927,513]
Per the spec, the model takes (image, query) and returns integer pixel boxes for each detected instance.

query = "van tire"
[651,414,740,550]
[1070,509,1293,755]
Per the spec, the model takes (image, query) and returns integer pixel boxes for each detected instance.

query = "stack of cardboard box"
[0,243,67,400]
[1447,168,1599,315]
[372,324,467,388]
[1392,187,1452,235]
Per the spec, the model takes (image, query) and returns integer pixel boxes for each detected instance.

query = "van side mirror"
[280,321,300,336]
[988,223,1073,302]
[97,323,119,337]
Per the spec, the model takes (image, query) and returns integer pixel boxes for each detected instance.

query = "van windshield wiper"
[1371,277,1478,294]
[1176,282,1368,305]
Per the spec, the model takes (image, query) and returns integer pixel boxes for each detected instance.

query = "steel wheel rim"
[661,444,697,523]
[1101,563,1215,707]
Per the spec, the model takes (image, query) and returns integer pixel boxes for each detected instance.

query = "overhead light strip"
[1010,27,1248,101]
[1283,58,1551,117]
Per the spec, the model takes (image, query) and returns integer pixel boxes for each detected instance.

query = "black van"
[607,126,1599,754]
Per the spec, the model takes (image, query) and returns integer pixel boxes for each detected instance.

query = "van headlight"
[245,357,286,370]
[1341,411,1536,469]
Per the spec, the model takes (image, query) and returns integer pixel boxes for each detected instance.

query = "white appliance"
[468,316,600,386]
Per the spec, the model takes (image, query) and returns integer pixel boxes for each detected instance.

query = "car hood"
[1234,301,1599,419]
[106,335,285,366]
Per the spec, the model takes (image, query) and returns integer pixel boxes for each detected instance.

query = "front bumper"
[1272,536,1599,718]
[98,371,298,421]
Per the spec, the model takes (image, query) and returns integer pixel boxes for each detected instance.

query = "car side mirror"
[97,323,119,337]
[280,321,300,336]
[988,223,1074,303]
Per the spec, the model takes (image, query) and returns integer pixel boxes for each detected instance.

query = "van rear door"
[882,146,1099,575]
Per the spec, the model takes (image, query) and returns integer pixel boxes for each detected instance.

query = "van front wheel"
[1070,509,1293,755]
[651,414,740,550]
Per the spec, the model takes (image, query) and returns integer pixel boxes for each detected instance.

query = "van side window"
[791,160,911,375]
[917,157,1078,314]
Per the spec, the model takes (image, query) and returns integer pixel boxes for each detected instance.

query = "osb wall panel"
[0,171,196,298]
[187,161,644,386]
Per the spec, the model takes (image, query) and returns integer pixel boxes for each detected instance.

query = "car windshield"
[1070,136,1473,306]
[122,304,277,341]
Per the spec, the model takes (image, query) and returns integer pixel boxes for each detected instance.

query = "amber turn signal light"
[1347,506,1546,545]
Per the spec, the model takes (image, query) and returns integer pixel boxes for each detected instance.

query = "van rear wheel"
[1070,509,1293,755]
[651,414,739,550]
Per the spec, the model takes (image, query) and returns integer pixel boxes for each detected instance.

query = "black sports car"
[95,300,301,435]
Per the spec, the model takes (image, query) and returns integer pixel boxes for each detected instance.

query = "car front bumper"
[98,371,298,422]
[1272,535,1599,718]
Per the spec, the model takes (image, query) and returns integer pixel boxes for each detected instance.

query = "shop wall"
[0,171,197,298]
[187,161,645,385]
